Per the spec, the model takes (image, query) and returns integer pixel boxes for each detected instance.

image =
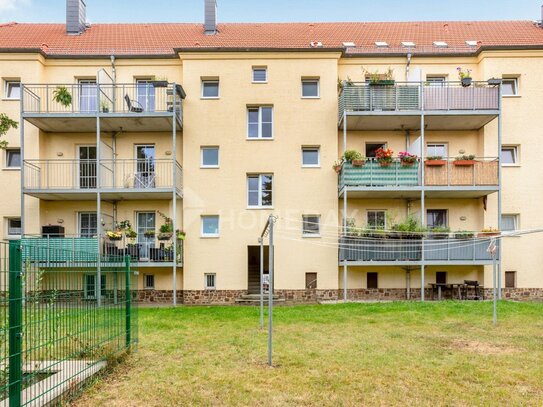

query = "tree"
[0,113,18,149]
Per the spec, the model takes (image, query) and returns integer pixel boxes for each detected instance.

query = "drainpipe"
[405,53,412,81]
[110,55,116,110]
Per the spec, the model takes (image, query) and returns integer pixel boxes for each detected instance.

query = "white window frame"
[501,145,519,166]
[6,217,21,238]
[501,214,519,232]
[247,106,273,140]
[201,215,220,238]
[4,148,21,169]
[252,67,268,83]
[4,80,21,100]
[302,215,321,237]
[426,76,447,86]
[247,174,273,209]
[301,146,320,168]
[205,273,216,290]
[200,146,220,168]
[426,143,448,158]
[301,78,320,99]
[427,209,448,229]
[367,210,386,229]
[201,79,220,99]
[502,77,519,97]
[144,274,155,290]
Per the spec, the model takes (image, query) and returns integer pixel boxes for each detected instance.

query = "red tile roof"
[1,21,543,57]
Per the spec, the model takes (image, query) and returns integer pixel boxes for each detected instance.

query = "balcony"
[20,235,183,267]
[339,157,499,198]
[21,83,184,132]
[339,236,499,266]
[338,81,500,130]
[23,158,183,200]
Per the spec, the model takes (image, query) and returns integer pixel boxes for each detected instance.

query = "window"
[426,76,447,86]
[84,274,106,300]
[135,145,156,188]
[78,79,97,112]
[302,78,320,98]
[205,273,216,290]
[201,79,219,98]
[367,272,378,289]
[201,216,219,237]
[144,274,155,290]
[365,143,386,158]
[7,218,21,237]
[427,210,448,229]
[427,143,447,158]
[505,271,516,288]
[502,78,518,96]
[136,79,155,111]
[305,273,317,289]
[78,212,97,238]
[501,214,518,232]
[201,147,219,168]
[252,67,267,83]
[302,215,320,236]
[5,149,21,168]
[247,106,273,139]
[4,80,20,99]
[367,210,386,229]
[247,174,273,208]
[436,271,447,284]
[302,147,320,167]
[501,146,518,165]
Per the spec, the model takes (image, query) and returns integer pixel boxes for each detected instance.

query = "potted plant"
[100,100,110,113]
[125,228,137,241]
[454,154,476,166]
[106,230,122,241]
[477,227,500,238]
[143,230,155,238]
[52,86,73,108]
[428,226,450,239]
[364,67,395,86]
[176,229,186,240]
[375,147,394,167]
[337,76,354,93]
[398,152,417,167]
[332,159,343,174]
[457,67,473,87]
[157,211,174,240]
[343,149,365,167]
[454,231,475,239]
[425,156,447,166]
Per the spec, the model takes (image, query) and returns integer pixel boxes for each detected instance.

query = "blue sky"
[0,0,541,23]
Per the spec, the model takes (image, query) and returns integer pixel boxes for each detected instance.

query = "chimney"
[204,0,217,35]
[66,0,87,35]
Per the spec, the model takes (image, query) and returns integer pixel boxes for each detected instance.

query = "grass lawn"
[74,301,543,406]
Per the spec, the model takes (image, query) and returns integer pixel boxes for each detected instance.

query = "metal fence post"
[8,240,23,407]
[124,255,132,348]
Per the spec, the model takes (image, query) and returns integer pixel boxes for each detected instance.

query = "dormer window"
[433,41,448,48]
[401,41,416,48]
[375,41,389,48]
[466,40,478,47]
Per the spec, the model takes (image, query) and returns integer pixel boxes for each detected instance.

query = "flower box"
[157,232,173,241]
[453,160,476,166]
[477,232,500,238]
[401,161,415,167]
[425,160,447,166]
[351,159,365,167]
[333,164,343,174]
[379,161,392,167]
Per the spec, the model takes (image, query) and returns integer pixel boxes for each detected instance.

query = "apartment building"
[0,0,542,304]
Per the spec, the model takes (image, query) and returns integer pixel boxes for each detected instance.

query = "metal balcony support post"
[96,114,102,307]
[259,237,264,330]
[420,107,426,302]
[172,83,178,305]
[497,83,503,299]
[343,112,348,303]
[20,86,26,237]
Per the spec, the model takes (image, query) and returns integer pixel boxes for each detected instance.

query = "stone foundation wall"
[130,287,543,304]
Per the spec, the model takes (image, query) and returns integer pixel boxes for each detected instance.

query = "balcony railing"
[339,157,498,189]
[22,83,183,122]
[339,236,499,263]
[24,158,182,193]
[339,81,500,120]
[20,234,183,265]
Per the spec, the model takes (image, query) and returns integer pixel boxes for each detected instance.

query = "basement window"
[205,273,216,290]
[144,274,155,290]
[505,271,516,288]
[367,272,378,289]
[305,273,317,289]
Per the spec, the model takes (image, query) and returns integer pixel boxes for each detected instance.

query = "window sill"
[2,167,21,171]
[302,165,321,169]
[246,137,274,141]
[201,166,220,169]
[6,236,21,240]
[200,97,220,100]
[2,98,20,101]
[205,288,216,291]
[201,235,220,239]
[246,206,273,210]
[144,287,155,290]
[252,81,268,84]
[502,164,520,168]
[303,234,321,238]
[502,95,521,98]
[301,96,321,100]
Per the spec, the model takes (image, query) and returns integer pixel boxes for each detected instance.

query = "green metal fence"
[0,240,138,406]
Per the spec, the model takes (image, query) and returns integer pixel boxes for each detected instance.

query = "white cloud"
[0,0,30,12]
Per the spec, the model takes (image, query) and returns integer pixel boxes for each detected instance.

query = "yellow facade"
[1,43,542,303]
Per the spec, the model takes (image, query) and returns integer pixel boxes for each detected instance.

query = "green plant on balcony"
[125,228,137,242]
[375,147,394,167]
[332,159,343,174]
[0,113,18,149]
[52,86,72,107]
[176,229,186,240]
[337,76,353,93]
[454,231,475,239]
[157,211,174,240]
[390,216,427,239]
[457,67,473,87]
[428,226,451,239]
[143,230,156,238]
[343,150,365,167]
[100,100,110,113]
[478,227,500,238]
[425,156,447,166]
[454,154,476,166]
[398,152,418,167]
[106,230,122,241]
[363,66,395,86]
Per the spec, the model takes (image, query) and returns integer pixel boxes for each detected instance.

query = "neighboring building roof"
[1,21,543,57]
